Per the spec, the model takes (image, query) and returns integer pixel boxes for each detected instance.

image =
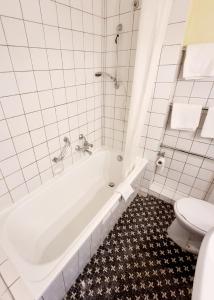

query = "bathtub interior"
[5,150,124,264]
[0,149,147,299]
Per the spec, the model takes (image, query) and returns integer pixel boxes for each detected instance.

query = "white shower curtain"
[123,0,172,176]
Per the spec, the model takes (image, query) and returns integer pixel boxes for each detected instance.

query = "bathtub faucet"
[75,134,93,155]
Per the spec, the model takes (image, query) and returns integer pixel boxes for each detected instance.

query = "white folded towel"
[201,106,214,138]
[115,183,134,202]
[183,43,214,80]
[171,103,202,131]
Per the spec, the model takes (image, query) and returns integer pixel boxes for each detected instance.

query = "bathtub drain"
[108,182,115,188]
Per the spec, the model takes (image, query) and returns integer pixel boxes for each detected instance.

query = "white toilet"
[168,197,214,254]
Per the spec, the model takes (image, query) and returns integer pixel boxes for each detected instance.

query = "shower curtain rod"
[160,143,214,161]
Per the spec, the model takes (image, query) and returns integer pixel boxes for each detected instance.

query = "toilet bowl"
[168,197,214,254]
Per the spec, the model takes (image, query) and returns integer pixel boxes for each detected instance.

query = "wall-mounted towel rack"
[166,103,208,126]
[169,103,208,111]
[160,143,214,161]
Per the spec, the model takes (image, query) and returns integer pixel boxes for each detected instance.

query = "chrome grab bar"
[52,137,71,163]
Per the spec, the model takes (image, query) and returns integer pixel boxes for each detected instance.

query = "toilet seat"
[174,197,214,235]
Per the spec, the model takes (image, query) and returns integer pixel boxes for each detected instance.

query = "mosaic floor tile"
[65,194,197,300]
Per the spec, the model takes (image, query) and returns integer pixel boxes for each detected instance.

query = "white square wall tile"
[56,3,71,29]
[22,93,40,113]
[39,91,54,109]
[34,71,51,91]
[175,81,194,97]
[40,0,58,26]
[42,108,57,125]
[106,0,119,17]
[30,48,49,70]
[1,95,24,118]
[18,148,35,168]
[26,175,41,192]
[71,8,83,31]
[154,83,172,99]
[7,115,28,136]
[26,111,43,131]
[0,73,18,97]
[0,46,12,72]
[23,163,38,181]
[191,141,209,156]
[0,0,22,18]
[25,22,45,48]
[59,28,73,50]
[5,170,24,190]
[16,71,36,93]
[44,25,60,49]
[147,126,163,140]
[0,139,15,161]
[47,49,62,70]
[191,82,213,98]
[160,45,181,65]
[10,45,33,72]
[50,70,64,89]
[31,128,46,146]
[0,155,20,177]
[152,99,169,114]
[34,143,49,159]
[0,120,10,141]
[164,22,186,45]
[157,65,177,83]
[20,0,42,22]
[2,17,27,46]
[169,0,190,23]
[37,156,51,172]
[13,132,32,153]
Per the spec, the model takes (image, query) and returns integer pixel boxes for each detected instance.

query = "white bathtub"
[0,148,147,299]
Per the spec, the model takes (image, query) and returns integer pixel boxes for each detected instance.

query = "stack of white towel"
[170,43,214,138]
[183,43,214,80]
[171,103,214,138]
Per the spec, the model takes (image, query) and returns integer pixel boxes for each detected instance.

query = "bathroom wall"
[184,0,214,45]
[0,0,104,210]
[102,0,141,151]
[140,0,214,201]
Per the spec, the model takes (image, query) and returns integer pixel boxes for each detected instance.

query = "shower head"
[94,71,119,89]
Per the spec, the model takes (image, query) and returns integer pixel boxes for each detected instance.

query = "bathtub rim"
[0,148,148,299]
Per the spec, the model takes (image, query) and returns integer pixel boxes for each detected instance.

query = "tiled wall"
[102,0,141,151]
[140,0,214,201]
[0,0,104,210]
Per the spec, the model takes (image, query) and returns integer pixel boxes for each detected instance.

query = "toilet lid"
[176,197,214,233]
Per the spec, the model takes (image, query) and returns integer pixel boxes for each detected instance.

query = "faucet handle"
[79,134,84,140]
[75,145,81,151]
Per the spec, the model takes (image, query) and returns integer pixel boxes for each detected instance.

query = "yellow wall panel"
[184,0,214,46]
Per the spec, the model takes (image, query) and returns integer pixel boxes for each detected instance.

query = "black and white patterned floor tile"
[65,194,197,300]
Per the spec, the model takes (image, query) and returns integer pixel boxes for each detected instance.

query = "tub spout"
[75,134,93,155]
[85,149,92,155]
